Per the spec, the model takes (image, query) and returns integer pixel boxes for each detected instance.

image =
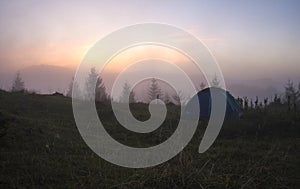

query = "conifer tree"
[285,79,297,104]
[120,82,135,103]
[148,78,161,102]
[211,74,220,88]
[85,67,108,101]
[199,82,206,90]
[11,72,25,92]
[66,77,80,98]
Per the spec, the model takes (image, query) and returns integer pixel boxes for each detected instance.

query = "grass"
[0,90,299,188]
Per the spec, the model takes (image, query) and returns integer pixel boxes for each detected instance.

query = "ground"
[0,90,299,188]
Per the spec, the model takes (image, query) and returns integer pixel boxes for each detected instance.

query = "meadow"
[0,90,299,188]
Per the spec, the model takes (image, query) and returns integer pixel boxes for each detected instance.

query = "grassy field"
[0,90,299,188]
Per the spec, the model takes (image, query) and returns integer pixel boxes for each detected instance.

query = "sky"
[0,0,300,96]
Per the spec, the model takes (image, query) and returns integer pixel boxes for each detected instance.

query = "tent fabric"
[183,87,242,120]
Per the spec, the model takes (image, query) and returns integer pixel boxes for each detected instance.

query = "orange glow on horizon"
[102,45,196,74]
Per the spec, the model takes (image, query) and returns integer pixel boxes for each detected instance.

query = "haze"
[0,0,300,99]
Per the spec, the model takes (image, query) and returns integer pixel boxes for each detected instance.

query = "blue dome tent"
[183,87,242,120]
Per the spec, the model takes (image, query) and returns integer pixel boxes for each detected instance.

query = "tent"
[183,87,242,120]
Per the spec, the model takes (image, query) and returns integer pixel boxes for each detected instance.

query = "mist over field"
[1,0,300,188]
[0,64,297,101]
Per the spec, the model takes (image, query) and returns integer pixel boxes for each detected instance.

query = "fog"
[0,64,298,102]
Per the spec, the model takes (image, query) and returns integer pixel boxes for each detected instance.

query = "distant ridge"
[20,64,75,94]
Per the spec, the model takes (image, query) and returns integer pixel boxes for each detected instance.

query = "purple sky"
[0,0,299,99]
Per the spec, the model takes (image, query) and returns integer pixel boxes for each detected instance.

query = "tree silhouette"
[148,78,161,102]
[85,67,108,102]
[273,94,281,105]
[11,72,25,92]
[163,92,171,104]
[237,97,243,109]
[199,81,206,91]
[285,79,297,104]
[264,97,268,107]
[211,74,220,88]
[95,76,108,102]
[297,82,300,104]
[255,96,259,109]
[120,82,135,103]
[172,90,186,105]
[66,77,80,98]
[243,97,249,110]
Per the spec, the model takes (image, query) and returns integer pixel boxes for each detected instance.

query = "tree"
[273,94,281,105]
[85,67,108,102]
[250,98,254,109]
[66,77,80,98]
[237,97,243,109]
[297,82,300,104]
[148,78,161,102]
[85,67,97,100]
[285,79,297,104]
[255,96,259,108]
[11,72,25,92]
[243,97,249,110]
[199,82,206,90]
[119,82,135,103]
[95,76,108,102]
[163,92,171,104]
[172,90,186,105]
[211,74,220,88]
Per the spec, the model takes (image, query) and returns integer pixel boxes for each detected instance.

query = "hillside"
[0,90,299,188]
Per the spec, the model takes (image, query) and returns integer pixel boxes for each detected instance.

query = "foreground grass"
[0,90,299,188]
